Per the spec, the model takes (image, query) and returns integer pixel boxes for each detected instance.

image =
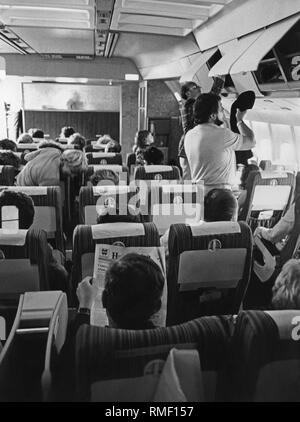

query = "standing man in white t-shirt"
[184,93,255,194]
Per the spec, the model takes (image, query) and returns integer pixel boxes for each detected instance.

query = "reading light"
[125,74,139,81]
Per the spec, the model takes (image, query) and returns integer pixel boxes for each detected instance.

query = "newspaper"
[91,244,167,327]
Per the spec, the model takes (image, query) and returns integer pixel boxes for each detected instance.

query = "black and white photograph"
[0,0,300,405]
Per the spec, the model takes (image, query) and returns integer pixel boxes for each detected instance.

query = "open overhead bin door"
[180,47,218,83]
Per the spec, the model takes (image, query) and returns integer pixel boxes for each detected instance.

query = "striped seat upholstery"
[232,310,300,402]
[78,185,140,225]
[86,152,122,166]
[0,186,64,252]
[134,165,181,182]
[167,221,253,325]
[75,315,232,401]
[84,165,129,185]
[0,166,15,186]
[238,170,295,231]
[72,222,160,295]
[0,228,49,293]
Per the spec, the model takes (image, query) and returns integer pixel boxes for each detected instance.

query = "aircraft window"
[270,124,296,166]
[251,121,272,162]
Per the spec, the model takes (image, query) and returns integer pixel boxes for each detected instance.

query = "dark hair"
[61,126,75,138]
[90,169,119,186]
[0,151,21,169]
[240,164,260,189]
[0,139,17,152]
[0,190,34,229]
[30,129,44,139]
[143,146,164,165]
[181,81,199,101]
[70,133,86,151]
[97,206,142,224]
[102,253,164,329]
[204,189,238,222]
[136,130,152,149]
[194,93,220,124]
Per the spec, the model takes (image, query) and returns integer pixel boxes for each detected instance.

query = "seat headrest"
[92,165,123,172]
[92,153,116,158]
[260,171,288,179]
[0,186,48,195]
[144,165,173,173]
[91,223,145,239]
[265,310,300,340]
[161,183,203,193]
[0,229,27,245]
[92,185,133,195]
[188,221,241,236]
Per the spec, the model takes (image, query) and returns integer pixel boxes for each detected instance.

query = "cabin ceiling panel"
[111,0,232,36]
[113,32,199,68]
[194,0,300,51]
[9,27,94,55]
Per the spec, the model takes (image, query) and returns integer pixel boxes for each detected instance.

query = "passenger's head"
[0,190,34,229]
[272,259,300,310]
[97,205,141,224]
[60,126,75,139]
[240,164,260,189]
[96,134,113,146]
[17,133,33,144]
[105,139,121,153]
[0,139,17,152]
[204,189,238,222]
[135,130,154,149]
[60,149,88,177]
[69,132,86,150]
[102,253,164,329]
[143,146,164,165]
[0,151,21,169]
[194,93,222,125]
[30,129,44,139]
[90,169,119,186]
[181,81,201,101]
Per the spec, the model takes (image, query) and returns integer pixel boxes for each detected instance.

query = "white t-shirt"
[184,123,243,192]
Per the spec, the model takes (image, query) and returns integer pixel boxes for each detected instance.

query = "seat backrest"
[167,221,253,325]
[78,185,139,225]
[238,170,295,231]
[232,310,300,402]
[0,166,15,186]
[72,222,160,294]
[75,315,232,402]
[0,291,68,402]
[0,186,64,251]
[0,228,49,293]
[134,165,181,182]
[149,183,204,235]
[86,152,122,166]
[85,165,129,185]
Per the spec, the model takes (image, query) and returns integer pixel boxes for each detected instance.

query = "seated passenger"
[143,146,164,165]
[160,188,238,256]
[76,253,164,329]
[104,139,121,153]
[96,134,114,148]
[60,126,75,140]
[0,138,17,152]
[17,133,34,144]
[133,130,154,166]
[254,203,295,246]
[16,147,87,186]
[0,190,69,293]
[89,169,119,186]
[0,151,21,170]
[29,128,44,140]
[69,132,86,150]
[271,259,300,310]
[237,163,260,211]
